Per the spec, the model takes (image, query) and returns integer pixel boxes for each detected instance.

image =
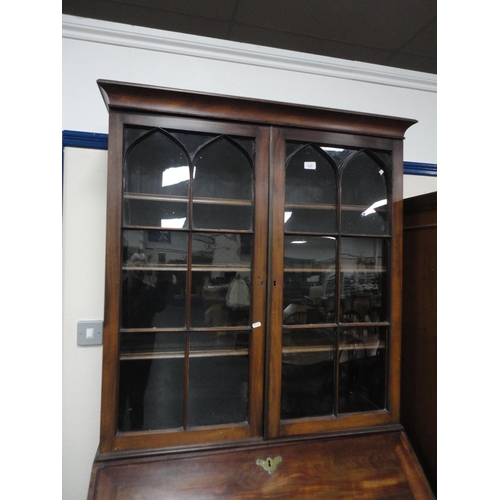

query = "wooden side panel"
[89,432,434,499]
[401,192,437,494]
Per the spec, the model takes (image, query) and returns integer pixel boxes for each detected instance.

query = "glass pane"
[192,202,252,231]
[193,137,253,230]
[120,332,185,355]
[124,197,189,228]
[341,152,388,235]
[283,236,336,324]
[117,331,186,432]
[284,207,336,233]
[281,328,334,419]
[340,238,388,322]
[191,233,252,327]
[338,326,387,413]
[125,129,190,197]
[285,144,337,234]
[122,231,189,328]
[188,331,249,426]
[192,233,252,266]
[192,271,251,327]
[285,144,337,205]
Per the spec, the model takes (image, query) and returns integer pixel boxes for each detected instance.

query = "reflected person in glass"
[118,252,169,431]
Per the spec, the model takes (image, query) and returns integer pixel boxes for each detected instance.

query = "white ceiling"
[62,0,436,74]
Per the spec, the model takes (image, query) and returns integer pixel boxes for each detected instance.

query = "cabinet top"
[97,79,416,140]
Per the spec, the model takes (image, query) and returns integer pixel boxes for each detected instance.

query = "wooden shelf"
[284,202,386,213]
[124,192,188,203]
[120,338,385,361]
[122,265,251,272]
[120,348,249,360]
[282,339,385,355]
[124,192,252,206]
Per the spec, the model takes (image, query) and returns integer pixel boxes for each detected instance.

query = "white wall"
[62,15,437,500]
[62,148,106,500]
[62,16,437,162]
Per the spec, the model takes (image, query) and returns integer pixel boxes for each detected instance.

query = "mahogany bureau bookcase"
[87,80,434,499]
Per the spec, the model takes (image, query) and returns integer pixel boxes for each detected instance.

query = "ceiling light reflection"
[162,166,190,187]
[361,199,387,217]
[161,217,186,228]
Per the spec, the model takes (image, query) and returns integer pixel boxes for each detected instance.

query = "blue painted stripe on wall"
[63,130,108,150]
[62,130,436,176]
[403,161,437,177]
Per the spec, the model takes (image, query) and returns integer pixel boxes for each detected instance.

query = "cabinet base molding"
[88,430,434,499]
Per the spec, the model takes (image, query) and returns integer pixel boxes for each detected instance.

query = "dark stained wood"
[401,192,437,494]
[88,431,434,499]
[388,140,405,424]
[266,126,286,439]
[98,80,417,140]
[247,126,270,437]
[99,112,126,453]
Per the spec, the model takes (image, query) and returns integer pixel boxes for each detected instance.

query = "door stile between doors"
[265,126,286,439]
[247,126,270,438]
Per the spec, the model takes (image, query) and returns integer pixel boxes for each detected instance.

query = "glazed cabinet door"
[266,128,402,438]
[100,114,269,452]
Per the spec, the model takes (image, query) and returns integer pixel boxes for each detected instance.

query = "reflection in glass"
[338,326,386,414]
[283,236,336,324]
[121,230,189,329]
[123,230,189,266]
[340,238,388,322]
[320,146,357,164]
[192,233,252,266]
[190,233,252,327]
[118,331,186,432]
[124,198,189,228]
[341,152,389,235]
[190,331,249,353]
[161,166,190,188]
[188,331,249,426]
[191,271,251,327]
[281,328,334,419]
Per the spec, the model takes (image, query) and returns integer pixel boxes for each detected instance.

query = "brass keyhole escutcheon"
[256,456,282,474]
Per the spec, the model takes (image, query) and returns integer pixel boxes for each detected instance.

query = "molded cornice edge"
[62,15,437,94]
